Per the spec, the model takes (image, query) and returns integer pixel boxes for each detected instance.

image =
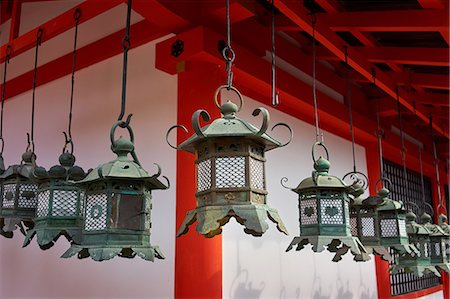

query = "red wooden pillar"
[175,60,223,299]
[365,140,392,299]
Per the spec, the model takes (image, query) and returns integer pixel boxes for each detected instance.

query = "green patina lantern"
[391,212,440,277]
[376,187,418,255]
[0,150,40,233]
[168,85,291,238]
[349,194,391,262]
[284,143,367,261]
[62,121,169,261]
[424,213,450,273]
[22,152,86,249]
[438,214,450,265]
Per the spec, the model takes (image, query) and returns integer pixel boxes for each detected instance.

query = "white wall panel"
[222,96,378,299]
[0,39,177,299]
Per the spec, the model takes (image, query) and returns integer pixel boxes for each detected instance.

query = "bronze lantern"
[439,214,450,266]
[0,150,40,233]
[23,152,86,249]
[168,85,291,238]
[284,143,367,261]
[62,121,169,261]
[424,213,450,273]
[390,212,440,277]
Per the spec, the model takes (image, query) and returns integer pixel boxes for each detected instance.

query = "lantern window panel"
[52,190,78,217]
[249,158,264,190]
[197,160,211,192]
[79,191,85,217]
[18,184,38,208]
[361,217,375,237]
[2,184,16,208]
[344,201,350,225]
[434,242,441,257]
[85,193,108,231]
[380,219,398,237]
[110,193,144,230]
[36,190,50,217]
[300,199,318,225]
[215,156,246,188]
[350,216,358,236]
[398,219,407,237]
[320,198,344,225]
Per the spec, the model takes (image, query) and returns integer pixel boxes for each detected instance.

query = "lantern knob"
[22,150,35,163]
[421,213,432,224]
[438,214,448,225]
[59,152,75,167]
[221,100,238,118]
[406,211,417,222]
[313,157,330,174]
[112,136,134,158]
[378,187,390,198]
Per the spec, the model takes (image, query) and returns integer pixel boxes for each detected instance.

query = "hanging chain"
[28,28,43,153]
[396,86,410,201]
[311,14,321,142]
[344,47,356,173]
[117,0,133,127]
[63,9,81,154]
[418,146,427,205]
[430,115,446,215]
[222,0,235,89]
[271,0,279,106]
[0,45,11,155]
[376,102,385,181]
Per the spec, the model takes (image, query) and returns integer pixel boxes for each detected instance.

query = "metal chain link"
[0,45,11,155]
[222,0,235,89]
[271,0,279,107]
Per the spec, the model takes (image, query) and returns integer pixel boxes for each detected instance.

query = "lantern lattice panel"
[300,199,318,225]
[36,190,50,217]
[85,193,107,231]
[380,219,398,237]
[361,217,375,237]
[197,160,211,192]
[384,159,440,296]
[52,190,78,216]
[320,198,343,225]
[2,184,16,208]
[216,156,245,188]
[18,184,38,208]
[249,158,264,190]
[350,216,358,236]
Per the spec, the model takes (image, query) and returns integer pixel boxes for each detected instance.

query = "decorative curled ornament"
[167,85,292,238]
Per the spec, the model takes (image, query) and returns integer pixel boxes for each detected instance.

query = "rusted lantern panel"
[0,150,39,233]
[23,152,86,249]
[62,122,168,262]
[171,86,291,238]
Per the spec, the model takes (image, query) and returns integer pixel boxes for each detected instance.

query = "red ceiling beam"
[273,0,449,139]
[319,9,449,32]
[411,91,450,107]
[396,73,450,90]
[8,0,21,42]
[0,20,164,101]
[0,0,122,63]
[417,0,449,46]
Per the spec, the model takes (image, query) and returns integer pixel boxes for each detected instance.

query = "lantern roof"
[292,157,347,193]
[421,214,448,237]
[178,99,289,153]
[33,152,86,181]
[78,137,167,190]
[406,212,431,235]
[0,150,38,180]
[375,188,405,212]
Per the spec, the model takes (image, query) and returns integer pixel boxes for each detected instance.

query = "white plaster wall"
[222,96,379,299]
[418,291,444,299]
[0,40,177,299]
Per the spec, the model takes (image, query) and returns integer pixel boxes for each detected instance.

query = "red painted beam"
[0,20,164,101]
[392,73,450,90]
[411,92,450,107]
[8,0,21,42]
[0,0,122,63]
[320,9,449,32]
[362,47,449,67]
[273,0,449,139]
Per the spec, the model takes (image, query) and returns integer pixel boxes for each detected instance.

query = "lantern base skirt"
[352,245,392,262]
[23,227,81,250]
[0,218,13,238]
[286,235,367,262]
[390,264,441,277]
[0,217,33,233]
[61,244,165,262]
[176,204,288,238]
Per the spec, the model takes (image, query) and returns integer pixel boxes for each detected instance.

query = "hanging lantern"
[349,194,391,262]
[390,212,440,277]
[0,150,40,232]
[376,187,418,255]
[168,86,291,238]
[423,213,450,273]
[22,151,86,249]
[438,214,450,266]
[284,143,367,261]
[62,121,169,261]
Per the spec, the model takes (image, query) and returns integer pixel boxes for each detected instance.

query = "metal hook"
[62,131,74,154]
[252,108,270,136]
[36,28,43,45]
[166,125,188,150]
[312,141,329,163]
[74,8,81,22]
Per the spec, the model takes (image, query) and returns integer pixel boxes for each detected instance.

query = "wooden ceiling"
[0,0,449,159]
